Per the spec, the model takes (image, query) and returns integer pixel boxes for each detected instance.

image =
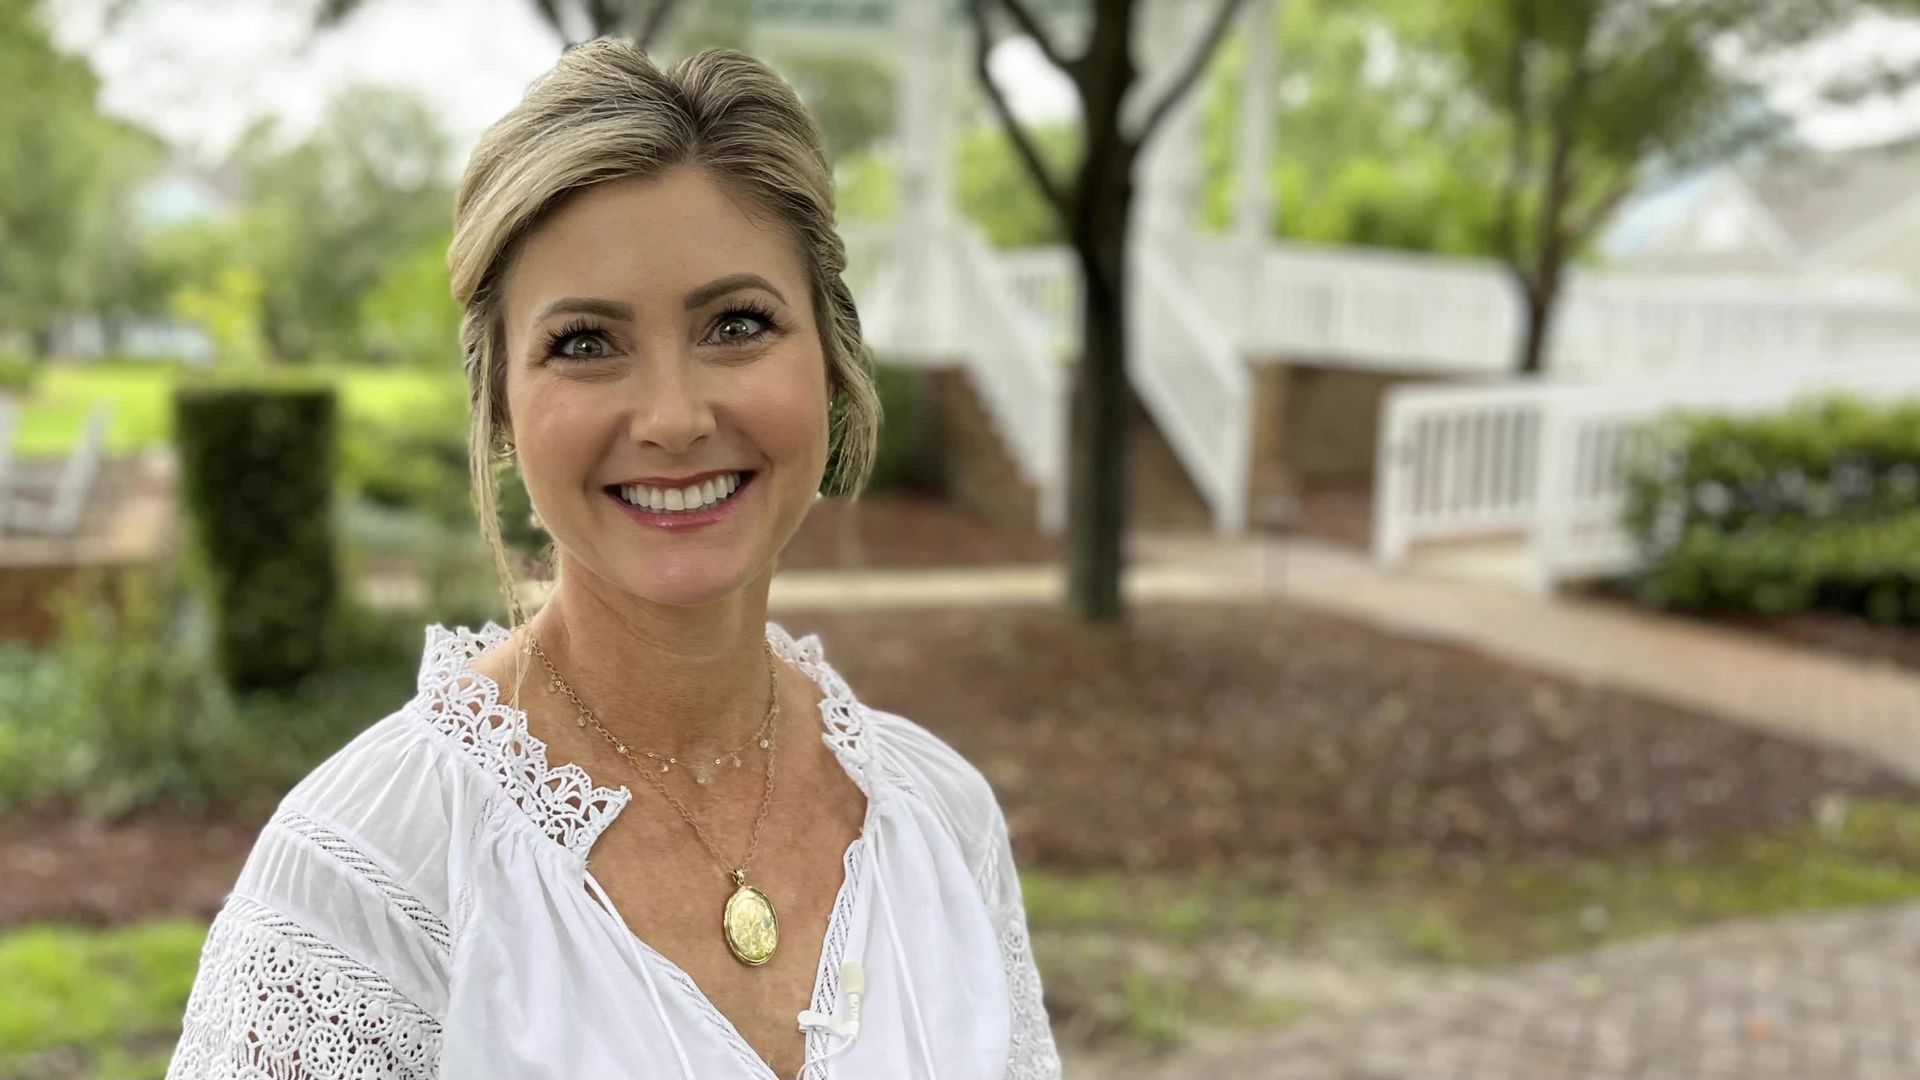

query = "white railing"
[997,246,1081,359]
[1131,244,1253,533]
[1242,240,1920,377]
[948,224,1070,534]
[1375,357,1920,590]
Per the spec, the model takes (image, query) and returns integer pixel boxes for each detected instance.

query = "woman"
[165,41,1061,1080]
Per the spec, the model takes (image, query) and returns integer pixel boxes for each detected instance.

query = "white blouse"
[164,619,1062,1080]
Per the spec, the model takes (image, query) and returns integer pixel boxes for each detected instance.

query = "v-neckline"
[582,795,876,1080]
[415,619,879,1080]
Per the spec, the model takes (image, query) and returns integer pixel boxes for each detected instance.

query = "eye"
[543,320,611,362]
[709,302,779,347]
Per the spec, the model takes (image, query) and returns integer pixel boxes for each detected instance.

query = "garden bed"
[6,598,1913,929]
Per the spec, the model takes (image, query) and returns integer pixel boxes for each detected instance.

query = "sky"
[45,0,1920,169]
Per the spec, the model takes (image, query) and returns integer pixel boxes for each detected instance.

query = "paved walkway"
[1116,900,1920,1080]
[767,532,1920,787]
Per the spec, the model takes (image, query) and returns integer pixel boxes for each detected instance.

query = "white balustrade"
[1375,358,1920,590]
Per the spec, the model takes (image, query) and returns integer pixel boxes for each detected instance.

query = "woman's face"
[500,166,831,609]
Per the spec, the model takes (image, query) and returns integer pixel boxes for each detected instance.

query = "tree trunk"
[1065,185,1132,623]
[1515,273,1561,376]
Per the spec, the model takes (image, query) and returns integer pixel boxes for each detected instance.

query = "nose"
[625,348,717,455]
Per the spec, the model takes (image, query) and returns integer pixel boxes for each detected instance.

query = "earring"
[528,508,546,530]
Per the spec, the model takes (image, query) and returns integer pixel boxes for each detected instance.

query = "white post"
[892,0,954,360]
[1233,0,1278,354]
[1234,0,1276,247]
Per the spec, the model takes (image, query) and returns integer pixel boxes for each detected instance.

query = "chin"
[621,555,764,609]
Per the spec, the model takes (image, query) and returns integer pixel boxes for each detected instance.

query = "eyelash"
[541,301,782,362]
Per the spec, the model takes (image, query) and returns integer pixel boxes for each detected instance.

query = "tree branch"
[998,0,1080,81]
[1130,0,1253,152]
[968,0,1072,220]
[1494,0,1536,270]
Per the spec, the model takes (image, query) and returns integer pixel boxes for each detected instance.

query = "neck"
[520,562,779,759]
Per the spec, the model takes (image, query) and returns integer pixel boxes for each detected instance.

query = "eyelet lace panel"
[166,894,443,1080]
[766,622,870,776]
[270,807,453,954]
[976,808,1065,1080]
[408,622,633,860]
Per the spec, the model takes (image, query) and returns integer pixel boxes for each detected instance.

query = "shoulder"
[767,621,1011,877]
[862,704,1011,876]
[219,623,521,1003]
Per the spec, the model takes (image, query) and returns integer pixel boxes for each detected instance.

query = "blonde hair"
[447,40,880,697]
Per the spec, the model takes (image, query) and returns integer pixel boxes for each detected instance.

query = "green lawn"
[0,919,207,1080]
[9,363,465,458]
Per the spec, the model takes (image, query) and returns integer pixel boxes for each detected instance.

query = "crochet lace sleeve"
[165,893,443,1080]
[976,802,1064,1080]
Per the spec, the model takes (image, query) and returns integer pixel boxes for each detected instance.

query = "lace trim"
[978,810,1065,1080]
[271,807,453,954]
[407,620,870,859]
[408,622,632,860]
[166,894,442,1080]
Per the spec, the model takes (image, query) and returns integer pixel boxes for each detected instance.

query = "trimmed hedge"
[1622,394,1920,622]
[172,375,341,689]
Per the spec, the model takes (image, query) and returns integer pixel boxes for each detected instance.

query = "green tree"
[226,84,455,361]
[0,0,164,348]
[1407,0,1887,373]
[1199,0,1505,255]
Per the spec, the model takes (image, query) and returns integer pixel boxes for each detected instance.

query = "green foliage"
[956,122,1080,248]
[172,378,341,690]
[868,362,943,494]
[151,83,455,364]
[1199,0,1507,255]
[0,918,207,1075]
[0,0,165,338]
[0,564,239,818]
[0,351,37,392]
[1620,394,1920,619]
[770,48,898,163]
[168,264,270,370]
[357,229,462,369]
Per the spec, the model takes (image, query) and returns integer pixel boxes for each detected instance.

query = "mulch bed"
[782,602,1919,872]
[7,598,1917,929]
[0,803,265,929]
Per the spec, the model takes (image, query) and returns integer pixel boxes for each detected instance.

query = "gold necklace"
[523,632,783,967]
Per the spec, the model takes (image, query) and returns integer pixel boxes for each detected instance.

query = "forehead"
[504,167,807,316]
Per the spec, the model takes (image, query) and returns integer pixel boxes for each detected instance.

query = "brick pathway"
[1117,900,1920,1080]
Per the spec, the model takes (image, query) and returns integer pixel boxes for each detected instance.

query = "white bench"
[3,404,111,538]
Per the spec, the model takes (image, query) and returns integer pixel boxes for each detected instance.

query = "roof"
[1746,135,1920,257]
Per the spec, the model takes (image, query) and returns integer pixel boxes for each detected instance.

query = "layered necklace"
[524,632,783,967]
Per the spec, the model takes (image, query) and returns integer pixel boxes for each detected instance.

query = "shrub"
[0,564,241,819]
[172,375,341,690]
[866,362,943,495]
[1621,394,1920,621]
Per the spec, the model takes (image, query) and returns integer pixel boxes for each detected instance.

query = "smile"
[604,471,756,531]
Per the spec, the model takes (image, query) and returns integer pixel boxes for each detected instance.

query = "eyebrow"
[533,274,788,325]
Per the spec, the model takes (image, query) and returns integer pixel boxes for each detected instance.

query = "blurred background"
[7,0,1920,1076]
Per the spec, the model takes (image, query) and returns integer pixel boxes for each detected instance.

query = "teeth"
[618,473,744,514]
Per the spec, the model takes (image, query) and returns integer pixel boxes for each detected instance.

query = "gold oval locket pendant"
[723,876,778,966]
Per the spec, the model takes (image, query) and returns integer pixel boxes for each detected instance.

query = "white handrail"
[948,225,1069,534]
[1131,244,1253,533]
